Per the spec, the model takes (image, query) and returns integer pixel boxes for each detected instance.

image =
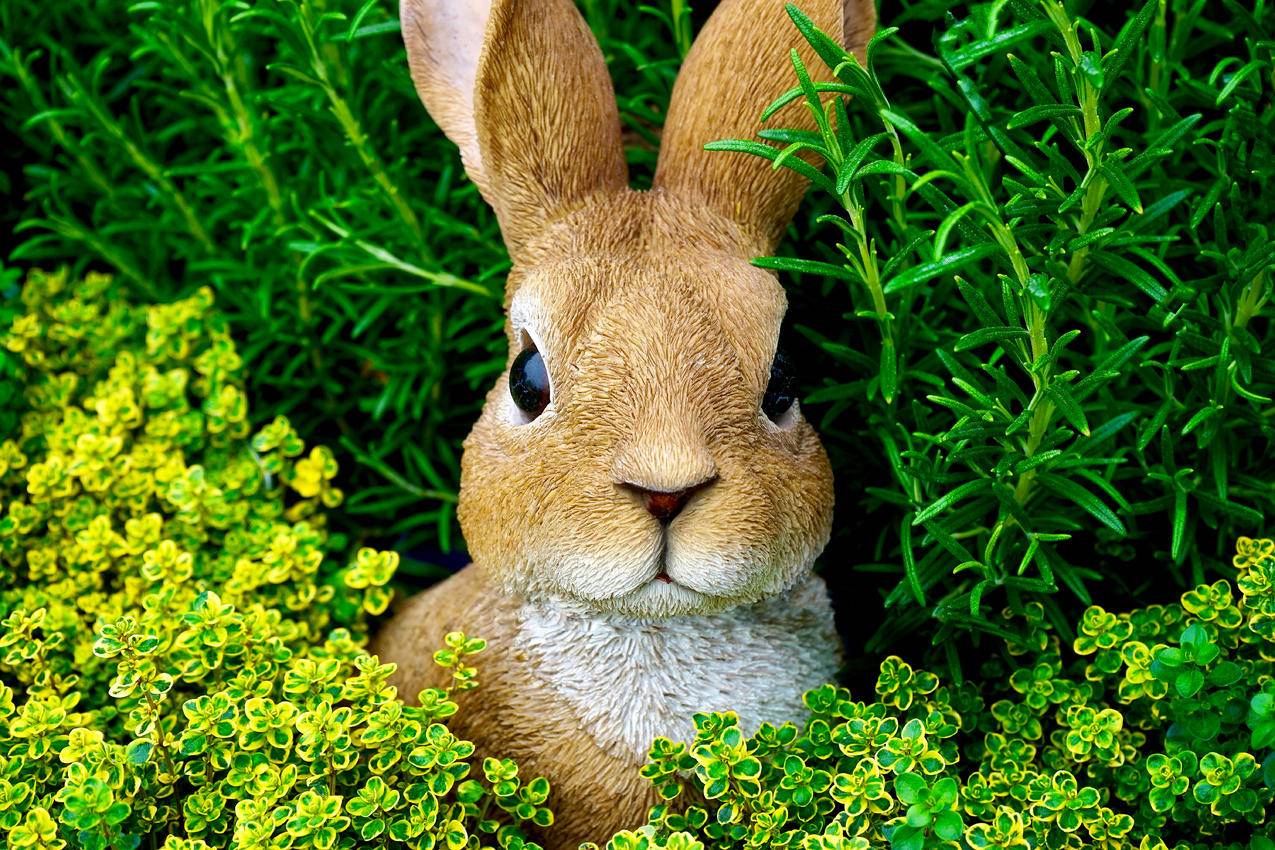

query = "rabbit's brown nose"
[625,479,716,525]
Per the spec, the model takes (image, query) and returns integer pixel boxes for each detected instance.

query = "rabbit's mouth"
[514,507,824,617]
[617,530,747,609]
[652,536,674,583]
[650,534,678,586]
[605,570,714,617]
[581,533,720,613]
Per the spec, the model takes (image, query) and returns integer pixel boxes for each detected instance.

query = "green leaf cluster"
[4,0,1272,652]
[739,0,1274,649]
[603,536,1275,850]
[0,269,550,850]
[0,0,686,575]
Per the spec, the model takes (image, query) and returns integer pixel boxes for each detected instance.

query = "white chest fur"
[514,576,841,762]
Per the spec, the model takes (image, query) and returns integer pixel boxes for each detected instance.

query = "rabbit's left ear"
[402,0,628,258]
[654,0,875,253]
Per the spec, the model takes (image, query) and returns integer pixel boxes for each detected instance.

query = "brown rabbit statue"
[370,0,876,845]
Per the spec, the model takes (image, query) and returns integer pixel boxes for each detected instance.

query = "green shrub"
[4,0,1271,654]
[601,536,1275,850]
[0,269,551,850]
[0,0,688,571]
[741,0,1275,650]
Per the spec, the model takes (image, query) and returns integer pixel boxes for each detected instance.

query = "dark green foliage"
[0,263,23,440]
[0,0,686,578]
[747,0,1275,652]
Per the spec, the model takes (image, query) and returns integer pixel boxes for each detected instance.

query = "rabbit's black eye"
[510,346,550,418]
[762,347,797,422]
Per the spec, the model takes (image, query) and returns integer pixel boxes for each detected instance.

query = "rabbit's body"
[372,567,667,847]
[372,566,838,846]
[377,0,874,843]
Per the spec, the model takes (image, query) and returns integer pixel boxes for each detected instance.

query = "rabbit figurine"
[370,0,875,844]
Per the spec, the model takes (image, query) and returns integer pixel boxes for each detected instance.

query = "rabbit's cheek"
[663,517,807,601]
[542,533,663,601]
[676,434,831,598]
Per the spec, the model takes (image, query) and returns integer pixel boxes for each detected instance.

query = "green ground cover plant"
[0,269,551,850]
[617,535,1275,850]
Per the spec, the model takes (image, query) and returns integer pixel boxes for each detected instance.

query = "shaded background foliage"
[763,0,1275,667]
[1,0,1272,671]
[0,0,697,580]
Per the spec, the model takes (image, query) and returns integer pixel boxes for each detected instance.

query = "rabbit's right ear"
[402,0,628,257]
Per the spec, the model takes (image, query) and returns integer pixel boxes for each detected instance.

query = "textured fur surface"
[517,575,841,761]
[463,190,837,621]
[379,0,876,845]
[370,568,841,848]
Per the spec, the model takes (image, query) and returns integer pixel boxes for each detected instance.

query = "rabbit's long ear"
[654,0,874,252]
[402,0,628,256]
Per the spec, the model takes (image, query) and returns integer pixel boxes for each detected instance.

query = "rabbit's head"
[404,0,874,617]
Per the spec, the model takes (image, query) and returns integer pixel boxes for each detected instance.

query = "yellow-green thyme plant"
[0,269,551,850]
[607,537,1275,850]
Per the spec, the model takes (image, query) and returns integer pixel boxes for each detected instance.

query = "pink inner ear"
[403,0,494,182]
[422,0,489,100]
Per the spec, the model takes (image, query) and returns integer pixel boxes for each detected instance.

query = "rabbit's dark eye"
[510,346,550,418]
[762,347,797,422]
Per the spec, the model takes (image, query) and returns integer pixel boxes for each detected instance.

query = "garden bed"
[1,0,1273,847]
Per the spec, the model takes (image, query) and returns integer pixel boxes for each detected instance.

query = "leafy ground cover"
[0,268,552,850]
[624,538,1275,850]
